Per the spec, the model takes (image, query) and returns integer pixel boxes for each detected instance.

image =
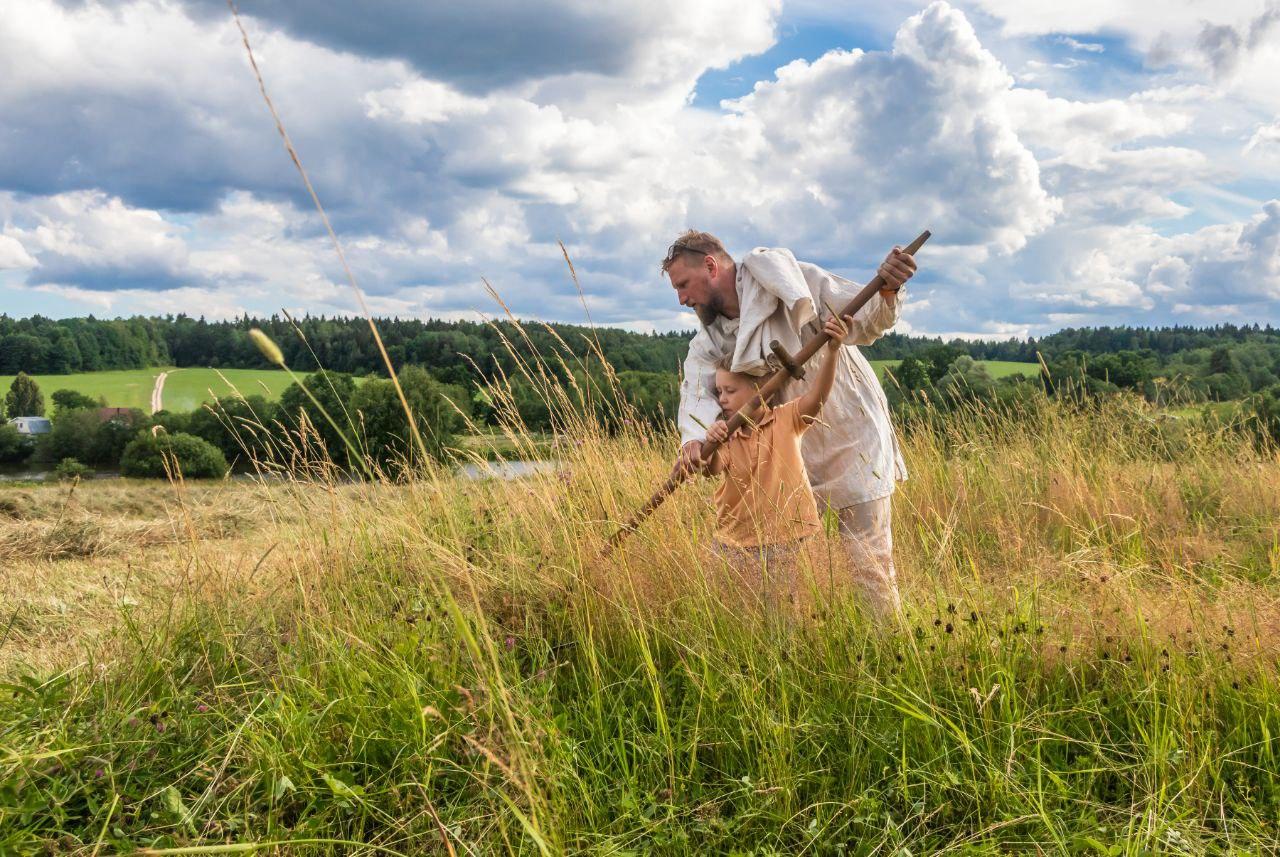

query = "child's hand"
[824,313,854,349]
[705,420,730,445]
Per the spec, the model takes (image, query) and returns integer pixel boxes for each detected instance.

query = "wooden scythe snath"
[603,230,932,557]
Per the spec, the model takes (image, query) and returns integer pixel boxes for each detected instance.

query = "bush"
[40,408,149,466]
[53,458,92,481]
[0,423,31,464]
[120,432,229,479]
[51,389,102,414]
[350,366,465,469]
[187,395,280,466]
[279,370,358,464]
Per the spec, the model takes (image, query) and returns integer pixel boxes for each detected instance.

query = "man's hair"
[661,229,729,275]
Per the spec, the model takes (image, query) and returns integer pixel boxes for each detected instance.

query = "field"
[0,368,296,414]
[1,375,1278,854]
[869,359,1037,381]
[3,363,1038,417]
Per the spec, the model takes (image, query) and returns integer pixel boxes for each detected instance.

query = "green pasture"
[0,367,294,414]
[869,359,1038,380]
[2,361,1040,416]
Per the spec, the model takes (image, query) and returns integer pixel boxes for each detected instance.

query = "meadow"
[0,368,295,414]
[2,363,1037,416]
[1,359,1277,854]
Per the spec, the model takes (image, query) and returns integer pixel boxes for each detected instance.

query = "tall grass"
[1,319,1278,855]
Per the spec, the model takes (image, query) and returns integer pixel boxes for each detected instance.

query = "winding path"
[150,370,170,414]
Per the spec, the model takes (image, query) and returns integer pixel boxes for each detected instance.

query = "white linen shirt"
[677,247,908,509]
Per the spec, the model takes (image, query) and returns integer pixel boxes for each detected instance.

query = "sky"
[1,0,1278,339]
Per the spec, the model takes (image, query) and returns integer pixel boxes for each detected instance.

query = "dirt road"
[150,370,170,414]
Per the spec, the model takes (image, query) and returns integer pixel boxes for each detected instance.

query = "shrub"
[279,370,358,464]
[53,457,92,481]
[40,408,149,466]
[50,389,102,414]
[120,432,229,479]
[0,423,30,464]
[350,366,465,469]
[187,395,280,466]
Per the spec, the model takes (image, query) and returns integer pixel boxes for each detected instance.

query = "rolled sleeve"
[678,330,724,445]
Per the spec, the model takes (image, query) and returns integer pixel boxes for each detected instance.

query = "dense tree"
[121,432,229,479]
[349,365,466,468]
[51,389,103,414]
[278,370,360,465]
[187,395,281,467]
[5,373,44,417]
[889,356,930,392]
[936,356,995,402]
[0,424,30,464]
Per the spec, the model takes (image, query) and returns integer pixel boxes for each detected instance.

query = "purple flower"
[94,768,105,778]
[196,704,209,713]
[505,636,516,651]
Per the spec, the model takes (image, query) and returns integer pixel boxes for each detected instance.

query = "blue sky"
[1,0,1278,338]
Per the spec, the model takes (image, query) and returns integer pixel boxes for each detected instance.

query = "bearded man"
[663,231,916,614]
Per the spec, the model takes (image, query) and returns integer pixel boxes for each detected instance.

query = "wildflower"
[944,622,954,634]
[196,703,209,713]
[505,636,516,651]
[94,768,104,778]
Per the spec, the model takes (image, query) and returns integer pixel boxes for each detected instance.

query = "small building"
[9,416,52,435]
[96,407,134,423]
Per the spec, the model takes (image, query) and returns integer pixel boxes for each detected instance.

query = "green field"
[3,362,1041,416]
[869,359,1038,380]
[0,367,296,414]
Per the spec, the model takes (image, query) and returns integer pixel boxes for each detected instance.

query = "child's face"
[715,368,762,416]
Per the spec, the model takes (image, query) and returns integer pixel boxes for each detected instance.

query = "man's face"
[667,256,721,326]
[715,368,760,416]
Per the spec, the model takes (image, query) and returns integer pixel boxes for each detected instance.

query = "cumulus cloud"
[2,0,1278,337]
[1,191,198,290]
[152,0,781,99]
[0,235,37,270]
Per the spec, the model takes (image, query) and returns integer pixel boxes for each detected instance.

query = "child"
[702,312,853,579]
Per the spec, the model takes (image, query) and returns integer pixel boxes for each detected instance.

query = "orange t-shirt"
[712,399,822,548]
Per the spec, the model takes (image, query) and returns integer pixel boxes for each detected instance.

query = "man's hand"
[672,439,704,478]
[878,246,916,303]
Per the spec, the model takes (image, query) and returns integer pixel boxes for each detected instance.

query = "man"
[663,230,916,614]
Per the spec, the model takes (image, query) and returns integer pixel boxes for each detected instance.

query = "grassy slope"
[1,394,1277,853]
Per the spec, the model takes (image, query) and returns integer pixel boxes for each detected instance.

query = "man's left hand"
[878,246,916,301]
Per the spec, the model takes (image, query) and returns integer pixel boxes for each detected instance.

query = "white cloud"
[0,0,1277,337]
[0,234,37,270]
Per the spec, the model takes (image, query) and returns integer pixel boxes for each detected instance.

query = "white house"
[8,416,51,435]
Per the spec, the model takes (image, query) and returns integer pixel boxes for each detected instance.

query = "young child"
[702,312,853,575]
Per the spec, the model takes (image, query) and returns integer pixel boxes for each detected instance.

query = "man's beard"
[695,292,723,326]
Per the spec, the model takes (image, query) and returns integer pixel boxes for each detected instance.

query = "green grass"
[0,369,159,411]
[869,359,1038,380]
[3,363,1039,417]
[1,387,1278,853]
[156,368,296,413]
[0,367,295,414]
